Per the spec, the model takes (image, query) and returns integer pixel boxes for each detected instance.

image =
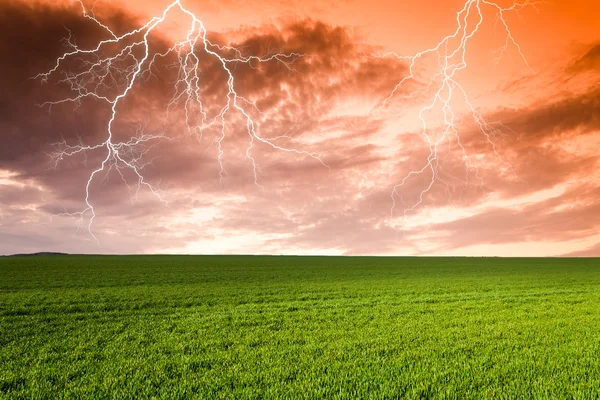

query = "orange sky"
[112,0,598,54]
[0,0,599,256]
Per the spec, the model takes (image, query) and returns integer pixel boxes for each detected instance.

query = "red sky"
[0,0,599,256]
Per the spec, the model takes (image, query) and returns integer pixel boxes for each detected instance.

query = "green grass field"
[1,256,599,399]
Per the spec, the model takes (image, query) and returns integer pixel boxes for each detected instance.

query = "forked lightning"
[38,0,540,241]
[377,0,542,216]
[38,0,325,242]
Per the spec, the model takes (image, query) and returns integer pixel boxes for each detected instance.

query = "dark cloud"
[0,0,143,173]
[405,84,600,207]
[0,0,405,183]
[499,87,600,141]
[570,43,600,73]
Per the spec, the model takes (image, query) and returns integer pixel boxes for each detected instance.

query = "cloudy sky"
[0,0,599,256]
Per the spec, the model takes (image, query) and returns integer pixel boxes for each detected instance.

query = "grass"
[1,255,599,399]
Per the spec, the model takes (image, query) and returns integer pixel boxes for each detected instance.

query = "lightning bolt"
[38,0,541,243]
[37,0,327,242]
[375,0,543,217]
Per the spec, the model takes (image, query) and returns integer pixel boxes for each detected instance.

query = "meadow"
[1,255,599,399]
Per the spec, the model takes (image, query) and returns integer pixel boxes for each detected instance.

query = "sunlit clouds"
[0,0,598,256]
